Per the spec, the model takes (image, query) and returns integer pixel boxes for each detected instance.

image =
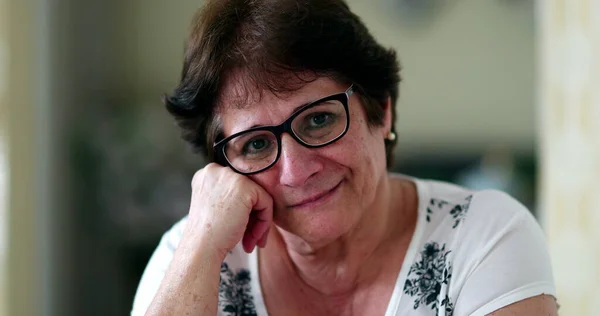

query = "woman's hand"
[143,163,272,316]
[184,163,273,259]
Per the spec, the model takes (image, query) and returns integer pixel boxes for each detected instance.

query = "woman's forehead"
[216,71,340,108]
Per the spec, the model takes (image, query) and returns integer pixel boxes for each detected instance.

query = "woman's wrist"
[177,230,229,265]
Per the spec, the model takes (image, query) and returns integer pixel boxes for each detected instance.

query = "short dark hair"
[165,0,401,167]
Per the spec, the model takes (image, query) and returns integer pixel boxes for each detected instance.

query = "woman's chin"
[275,207,357,246]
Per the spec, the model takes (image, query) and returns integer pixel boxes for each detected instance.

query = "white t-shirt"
[131,177,556,316]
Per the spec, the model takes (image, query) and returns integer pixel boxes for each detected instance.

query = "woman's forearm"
[144,237,223,316]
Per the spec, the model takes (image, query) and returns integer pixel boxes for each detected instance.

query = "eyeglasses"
[214,85,354,175]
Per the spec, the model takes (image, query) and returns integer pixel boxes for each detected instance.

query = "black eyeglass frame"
[213,85,355,175]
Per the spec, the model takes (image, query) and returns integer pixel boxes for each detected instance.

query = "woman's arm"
[144,236,223,316]
[488,294,558,316]
[134,164,273,316]
[451,190,557,316]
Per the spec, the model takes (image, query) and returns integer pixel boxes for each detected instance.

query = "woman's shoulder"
[407,175,535,231]
[399,176,554,316]
[404,175,546,260]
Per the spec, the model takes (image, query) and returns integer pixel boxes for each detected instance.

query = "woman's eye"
[307,113,334,128]
[311,114,329,126]
[243,138,269,153]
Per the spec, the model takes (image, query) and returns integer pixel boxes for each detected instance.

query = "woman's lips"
[289,180,343,209]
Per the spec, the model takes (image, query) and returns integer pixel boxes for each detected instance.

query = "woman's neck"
[267,176,416,297]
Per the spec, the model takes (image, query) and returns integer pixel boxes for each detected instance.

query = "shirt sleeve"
[450,190,556,316]
[130,217,187,316]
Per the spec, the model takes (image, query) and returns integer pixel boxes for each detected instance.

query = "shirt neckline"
[383,176,427,316]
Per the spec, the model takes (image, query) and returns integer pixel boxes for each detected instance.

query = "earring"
[386,132,396,141]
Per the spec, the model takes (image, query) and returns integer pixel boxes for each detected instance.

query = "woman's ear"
[382,96,393,137]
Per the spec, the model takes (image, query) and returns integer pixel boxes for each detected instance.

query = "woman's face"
[218,76,392,246]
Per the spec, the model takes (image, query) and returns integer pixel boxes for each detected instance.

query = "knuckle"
[192,163,222,187]
[205,162,219,169]
[191,169,204,187]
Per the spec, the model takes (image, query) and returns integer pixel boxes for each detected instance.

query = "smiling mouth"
[289,181,343,209]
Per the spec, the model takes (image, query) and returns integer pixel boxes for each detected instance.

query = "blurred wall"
[118,0,203,103]
[4,0,44,315]
[0,0,7,314]
[347,0,535,154]
[539,1,600,315]
[3,0,73,315]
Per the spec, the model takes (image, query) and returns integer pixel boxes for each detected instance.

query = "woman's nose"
[277,133,323,187]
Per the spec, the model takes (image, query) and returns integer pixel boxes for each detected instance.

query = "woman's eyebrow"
[244,100,314,130]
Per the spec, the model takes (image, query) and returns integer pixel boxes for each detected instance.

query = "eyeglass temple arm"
[346,84,355,97]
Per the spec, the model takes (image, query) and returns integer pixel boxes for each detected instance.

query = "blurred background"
[0,0,598,315]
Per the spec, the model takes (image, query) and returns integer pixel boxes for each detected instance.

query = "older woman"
[131,0,557,315]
